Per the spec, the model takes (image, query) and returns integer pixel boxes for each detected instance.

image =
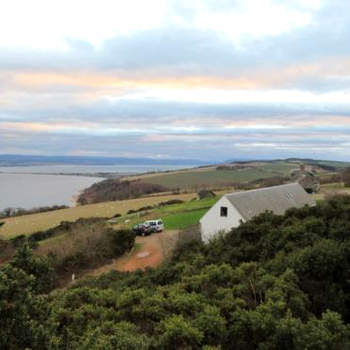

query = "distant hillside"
[125,158,350,191]
[230,158,350,170]
[0,154,206,166]
[77,179,169,205]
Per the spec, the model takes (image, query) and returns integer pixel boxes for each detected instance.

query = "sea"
[0,164,192,211]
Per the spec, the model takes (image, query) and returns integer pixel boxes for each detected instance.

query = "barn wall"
[200,196,243,243]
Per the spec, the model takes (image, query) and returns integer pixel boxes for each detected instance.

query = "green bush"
[4,195,350,348]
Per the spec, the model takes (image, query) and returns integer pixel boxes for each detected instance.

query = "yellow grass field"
[313,183,350,201]
[0,192,197,239]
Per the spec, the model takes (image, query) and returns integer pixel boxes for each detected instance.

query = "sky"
[0,0,350,162]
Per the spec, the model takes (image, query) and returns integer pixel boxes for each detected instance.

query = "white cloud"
[0,0,167,49]
[194,0,315,44]
[0,0,323,50]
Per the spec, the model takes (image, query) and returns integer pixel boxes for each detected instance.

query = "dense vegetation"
[77,179,169,204]
[2,195,350,348]
[0,218,135,287]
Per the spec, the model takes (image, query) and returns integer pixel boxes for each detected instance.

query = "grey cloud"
[1,125,349,161]
[2,97,350,124]
[1,0,350,160]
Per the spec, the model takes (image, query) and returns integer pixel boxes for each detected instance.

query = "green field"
[162,208,209,230]
[142,162,297,189]
[160,197,219,230]
[36,197,219,255]
[112,196,220,231]
[0,192,197,239]
[316,160,350,168]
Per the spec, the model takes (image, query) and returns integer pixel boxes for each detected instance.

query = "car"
[143,219,164,233]
[132,223,153,236]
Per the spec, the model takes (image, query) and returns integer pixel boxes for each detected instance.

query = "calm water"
[0,164,192,174]
[0,164,195,211]
[0,173,102,211]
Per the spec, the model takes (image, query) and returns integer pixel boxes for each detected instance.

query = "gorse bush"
[3,195,350,348]
[1,218,136,290]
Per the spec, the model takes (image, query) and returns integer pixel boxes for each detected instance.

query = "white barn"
[199,183,315,243]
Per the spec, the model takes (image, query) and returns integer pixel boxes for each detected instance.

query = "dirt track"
[88,230,179,277]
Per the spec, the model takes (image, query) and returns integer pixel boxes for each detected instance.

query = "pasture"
[112,196,220,231]
[140,161,297,189]
[0,192,196,239]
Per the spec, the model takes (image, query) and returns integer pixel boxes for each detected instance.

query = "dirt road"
[88,230,179,277]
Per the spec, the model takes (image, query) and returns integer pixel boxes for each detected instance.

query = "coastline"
[0,173,104,212]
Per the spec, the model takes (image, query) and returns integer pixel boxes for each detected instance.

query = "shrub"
[10,243,55,293]
[158,199,184,206]
[198,190,215,199]
[34,219,135,281]
[0,205,69,219]
[5,195,350,349]
[343,167,350,187]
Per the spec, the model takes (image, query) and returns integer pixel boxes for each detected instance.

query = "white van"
[143,219,164,232]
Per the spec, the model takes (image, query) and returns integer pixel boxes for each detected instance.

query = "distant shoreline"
[0,171,125,179]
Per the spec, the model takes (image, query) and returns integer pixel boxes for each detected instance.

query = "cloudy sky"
[0,0,349,161]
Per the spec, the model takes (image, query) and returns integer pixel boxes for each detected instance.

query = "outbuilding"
[199,183,315,243]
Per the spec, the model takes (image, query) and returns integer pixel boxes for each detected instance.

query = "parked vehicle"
[143,219,164,233]
[132,223,153,236]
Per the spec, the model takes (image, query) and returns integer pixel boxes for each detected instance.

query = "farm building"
[199,183,315,243]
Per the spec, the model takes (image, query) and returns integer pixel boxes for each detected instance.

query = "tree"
[10,243,55,293]
[0,264,50,349]
[156,315,203,349]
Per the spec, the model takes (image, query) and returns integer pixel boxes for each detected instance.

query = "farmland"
[0,192,197,239]
[138,161,299,189]
[124,158,350,190]
[112,196,220,231]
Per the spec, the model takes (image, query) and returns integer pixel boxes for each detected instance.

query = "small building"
[199,183,315,243]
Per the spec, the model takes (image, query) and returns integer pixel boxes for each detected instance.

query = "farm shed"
[199,183,315,243]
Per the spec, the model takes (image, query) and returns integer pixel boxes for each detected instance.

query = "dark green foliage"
[107,229,135,256]
[158,199,184,206]
[4,195,350,348]
[127,205,154,214]
[0,265,51,349]
[76,321,150,349]
[198,190,215,199]
[10,243,55,293]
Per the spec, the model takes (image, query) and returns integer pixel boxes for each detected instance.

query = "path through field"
[87,230,179,277]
